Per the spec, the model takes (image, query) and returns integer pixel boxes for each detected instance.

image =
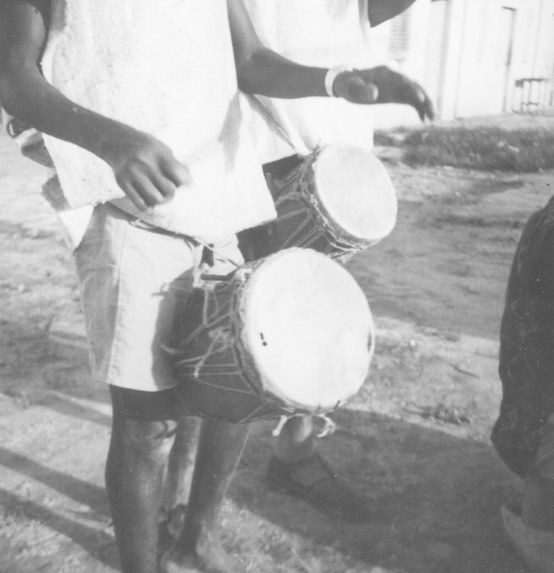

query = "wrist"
[324,66,354,97]
[86,118,137,163]
[68,113,115,160]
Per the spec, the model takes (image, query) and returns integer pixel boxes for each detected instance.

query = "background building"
[370,0,554,127]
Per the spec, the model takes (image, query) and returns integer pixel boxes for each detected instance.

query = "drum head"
[240,249,374,412]
[314,144,397,244]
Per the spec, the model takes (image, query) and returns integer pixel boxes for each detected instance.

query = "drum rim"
[237,248,374,412]
[299,145,395,251]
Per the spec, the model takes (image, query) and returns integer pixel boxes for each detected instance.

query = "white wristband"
[324,65,353,97]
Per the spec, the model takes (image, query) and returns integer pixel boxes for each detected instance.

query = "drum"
[240,144,397,262]
[171,248,375,423]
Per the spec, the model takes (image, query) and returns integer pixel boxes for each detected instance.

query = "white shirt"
[41,0,275,245]
[243,0,376,163]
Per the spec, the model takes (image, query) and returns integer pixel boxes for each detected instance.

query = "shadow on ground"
[226,408,526,573]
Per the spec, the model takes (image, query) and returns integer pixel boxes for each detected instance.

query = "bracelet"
[324,65,354,97]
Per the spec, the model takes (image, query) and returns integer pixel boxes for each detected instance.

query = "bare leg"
[158,417,203,554]
[106,387,177,573]
[161,419,250,573]
[274,416,316,462]
[163,417,203,511]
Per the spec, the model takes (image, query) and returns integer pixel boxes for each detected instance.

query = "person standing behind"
[493,197,554,573]
[164,0,434,528]
[242,0,435,523]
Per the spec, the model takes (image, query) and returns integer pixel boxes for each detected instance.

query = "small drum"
[240,144,397,261]
[171,248,375,423]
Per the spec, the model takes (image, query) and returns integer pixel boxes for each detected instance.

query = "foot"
[266,453,372,522]
[501,503,554,573]
[159,530,243,573]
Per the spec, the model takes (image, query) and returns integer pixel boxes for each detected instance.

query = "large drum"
[240,144,397,262]
[171,248,375,423]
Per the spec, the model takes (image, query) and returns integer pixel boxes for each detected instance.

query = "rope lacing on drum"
[274,146,375,261]
[271,414,337,438]
[315,415,337,438]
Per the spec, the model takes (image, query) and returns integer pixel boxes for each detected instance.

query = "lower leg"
[163,417,203,512]
[274,416,316,463]
[106,387,177,573]
[162,419,250,572]
[106,420,175,573]
[267,416,372,522]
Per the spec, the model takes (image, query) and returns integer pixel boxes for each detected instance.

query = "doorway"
[498,6,517,112]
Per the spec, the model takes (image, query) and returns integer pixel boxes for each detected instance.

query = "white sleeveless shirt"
[41,0,275,242]
[243,0,376,163]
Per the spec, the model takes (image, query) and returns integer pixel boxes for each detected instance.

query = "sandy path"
[1,131,551,572]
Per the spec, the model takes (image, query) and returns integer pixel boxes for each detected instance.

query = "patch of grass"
[376,126,554,172]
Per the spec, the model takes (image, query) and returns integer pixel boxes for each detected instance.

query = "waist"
[108,202,198,241]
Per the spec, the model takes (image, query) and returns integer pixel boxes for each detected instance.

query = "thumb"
[162,156,192,187]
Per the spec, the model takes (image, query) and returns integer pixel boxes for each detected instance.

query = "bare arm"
[228,0,433,120]
[227,0,331,100]
[0,0,113,157]
[228,0,378,104]
[0,0,189,209]
[367,0,417,27]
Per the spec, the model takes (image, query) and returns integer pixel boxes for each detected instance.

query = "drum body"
[172,248,374,423]
[240,144,397,262]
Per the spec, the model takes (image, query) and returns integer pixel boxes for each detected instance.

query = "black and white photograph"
[0,1,553,571]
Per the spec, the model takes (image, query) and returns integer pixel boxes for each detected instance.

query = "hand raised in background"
[333,65,435,122]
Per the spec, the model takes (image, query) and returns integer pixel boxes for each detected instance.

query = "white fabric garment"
[41,0,275,244]
[243,0,376,162]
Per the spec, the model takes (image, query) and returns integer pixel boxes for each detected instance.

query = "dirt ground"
[1,123,553,573]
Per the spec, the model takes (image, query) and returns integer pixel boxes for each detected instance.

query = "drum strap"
[271,414,337,439]
[109,204,242,274]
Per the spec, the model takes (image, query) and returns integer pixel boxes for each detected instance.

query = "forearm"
[228,0,328,99]
[0,0,130,161]
[0,68,131,159]
[238,48,327,99]
[0,0,187,209]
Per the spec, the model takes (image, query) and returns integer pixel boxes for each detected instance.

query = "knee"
[111,418,178,464]
[108,386,179,463]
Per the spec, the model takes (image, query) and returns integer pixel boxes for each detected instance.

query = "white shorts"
[74,203,243,392]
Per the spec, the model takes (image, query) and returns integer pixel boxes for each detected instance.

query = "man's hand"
[332,73,380,105]
[100,127,191,211]
[333,66,435,121]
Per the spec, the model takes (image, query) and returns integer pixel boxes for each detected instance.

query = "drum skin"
[239,145,396,262]
[171,249,374,423]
